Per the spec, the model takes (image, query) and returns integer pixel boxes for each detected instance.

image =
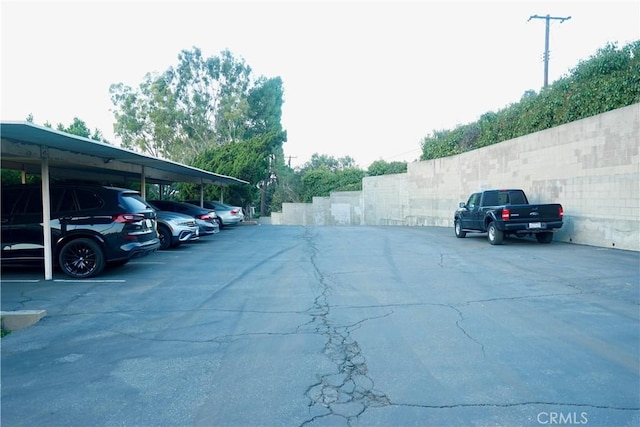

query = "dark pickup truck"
[454,189,564,245]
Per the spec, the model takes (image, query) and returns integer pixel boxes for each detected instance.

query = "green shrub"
[420,41,640,160]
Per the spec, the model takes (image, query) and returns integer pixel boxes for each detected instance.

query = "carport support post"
[140,167,146,199]
[41,147,53,280]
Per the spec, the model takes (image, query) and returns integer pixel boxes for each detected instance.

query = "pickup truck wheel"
[454,220,466,238]
[487,222,504,245]
[535,232,553,243]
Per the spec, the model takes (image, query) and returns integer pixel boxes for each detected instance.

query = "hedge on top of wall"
[421,41,640,161]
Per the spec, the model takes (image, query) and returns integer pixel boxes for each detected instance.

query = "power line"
[384,148,422,162]
[528,14,571,88]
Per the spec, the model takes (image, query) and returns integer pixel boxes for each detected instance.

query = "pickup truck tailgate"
[505,204,563,229]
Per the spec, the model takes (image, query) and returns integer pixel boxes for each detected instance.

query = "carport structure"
[1,121,249,280]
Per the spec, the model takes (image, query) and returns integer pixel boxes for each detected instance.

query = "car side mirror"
[459,202,466,208]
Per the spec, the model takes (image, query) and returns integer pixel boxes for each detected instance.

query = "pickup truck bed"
[454,189,564,245]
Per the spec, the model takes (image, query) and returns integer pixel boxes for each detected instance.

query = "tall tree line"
[109,47,286,211]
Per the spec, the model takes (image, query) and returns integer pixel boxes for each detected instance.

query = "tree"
[110,47,290,214]
[184,130,285,211]
[110,73,182,159]
[367,160,408,176]
[300,153,356,172]
[25,114,107,142]
[244,76,288,214]
[110,48,255,163]
[172,48,252,149]
[270,165,303,211]
[56,117,106,142]
[295,153,365,202]
[1,115,108,184]
[301,168,337,202]
[246,77,286,139]
[335,168,365,191]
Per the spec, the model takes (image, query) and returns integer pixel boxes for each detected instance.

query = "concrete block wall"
[328,191,363,225]
[272,104,640,251]
[273,202,314,225]
[272,192,364,226]
[363,173,409,225]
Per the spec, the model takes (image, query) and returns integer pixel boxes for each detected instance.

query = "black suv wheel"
[58,238,105,278]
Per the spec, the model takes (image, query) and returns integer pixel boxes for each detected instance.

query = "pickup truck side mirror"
[459,202,466,208]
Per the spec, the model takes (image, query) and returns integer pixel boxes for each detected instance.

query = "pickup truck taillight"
[559,206,564,218]
[502,208,510,220]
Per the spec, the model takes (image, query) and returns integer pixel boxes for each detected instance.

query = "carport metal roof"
[0,121,249,186]
[1,121,249,281]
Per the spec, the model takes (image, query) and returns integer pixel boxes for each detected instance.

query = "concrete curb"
[1,310,47,332]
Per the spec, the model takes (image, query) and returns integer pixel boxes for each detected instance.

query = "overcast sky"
[2,0,639,169]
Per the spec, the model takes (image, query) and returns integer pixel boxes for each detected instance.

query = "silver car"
[154,210,199,250]
[185,200,244,228]
[148,200,220,237]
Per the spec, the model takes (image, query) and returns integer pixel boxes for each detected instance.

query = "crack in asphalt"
[447,304,486,358]
[300,229,391,426]
[388,401,640,411]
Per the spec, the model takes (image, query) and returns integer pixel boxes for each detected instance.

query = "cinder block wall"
[273,192,364,226]
[273,104,640,251]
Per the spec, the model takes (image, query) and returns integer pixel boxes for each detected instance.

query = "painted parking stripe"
[53,279,126,283]
[128,261,166,264]
[0,279,41,283]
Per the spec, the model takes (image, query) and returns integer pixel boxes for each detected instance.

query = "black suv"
[1,183,160,278]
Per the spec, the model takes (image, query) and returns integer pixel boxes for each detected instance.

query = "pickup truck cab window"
[483,191,500,206]
[509,191,527,204]
[467,193,481,209]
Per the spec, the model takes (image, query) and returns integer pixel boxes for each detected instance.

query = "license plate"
[145,219,153,228]
[529,222,542,229]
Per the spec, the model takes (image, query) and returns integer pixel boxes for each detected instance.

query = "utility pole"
[528,14,571,88]
[259,154,277,217]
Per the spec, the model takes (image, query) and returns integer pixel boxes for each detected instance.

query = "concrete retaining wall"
[272,103,640,251]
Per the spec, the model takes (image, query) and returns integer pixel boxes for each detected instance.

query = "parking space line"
[128,261,166,264]
[53,279,126,283]
[0,279,41,283]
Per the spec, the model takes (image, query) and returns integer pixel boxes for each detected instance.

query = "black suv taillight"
[113,213,145,223]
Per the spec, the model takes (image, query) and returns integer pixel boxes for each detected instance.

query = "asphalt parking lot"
[1,224,639,426]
